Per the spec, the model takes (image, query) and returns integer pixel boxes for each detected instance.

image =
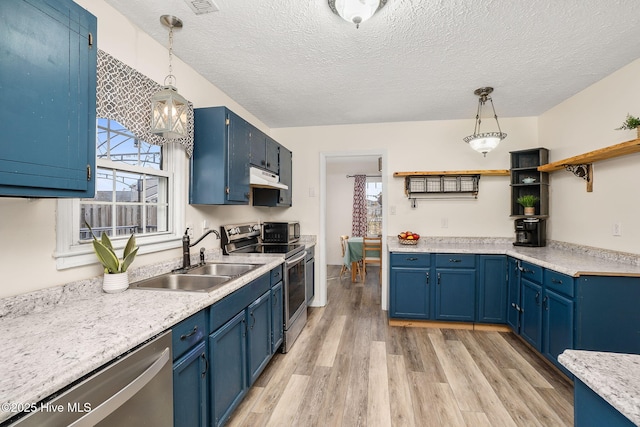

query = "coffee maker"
[514,218,546,247]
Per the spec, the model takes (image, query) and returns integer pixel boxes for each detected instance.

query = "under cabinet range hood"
[249,166,288,190]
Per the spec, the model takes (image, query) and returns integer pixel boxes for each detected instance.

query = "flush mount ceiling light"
[328,0,387,29]
[463,87,507,157]
[150,15,189,139]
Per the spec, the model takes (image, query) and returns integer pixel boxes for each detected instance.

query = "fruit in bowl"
[398,231,420,241]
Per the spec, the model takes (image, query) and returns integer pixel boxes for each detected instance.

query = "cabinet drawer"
[520,261,543,284]
[544,270,574,298]
[209,273,270,333]
[270,265,283,285]
[435,254,475,268]
[173,310,207,361]
[390,253,430,267]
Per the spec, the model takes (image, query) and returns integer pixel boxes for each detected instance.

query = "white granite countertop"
[559,350,640,425]
[387,237,640,277]
[0,253,289,424]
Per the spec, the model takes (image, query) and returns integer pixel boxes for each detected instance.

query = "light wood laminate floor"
[227,266,574,427]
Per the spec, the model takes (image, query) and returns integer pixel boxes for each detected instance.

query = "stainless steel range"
[221,222,307,353]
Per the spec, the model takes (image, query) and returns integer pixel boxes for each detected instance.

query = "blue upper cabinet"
[0,0,97,197]
[191,107,251,205]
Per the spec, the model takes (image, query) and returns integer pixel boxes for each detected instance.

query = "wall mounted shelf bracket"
[564,164,593,192]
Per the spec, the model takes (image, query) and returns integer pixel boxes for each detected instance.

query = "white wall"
[326,157,380,265]
[539,58,640,254]
[273,117,539,240]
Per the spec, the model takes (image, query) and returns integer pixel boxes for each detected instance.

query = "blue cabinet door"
[389,268,431,319]
[507,257,521,331]
[520,279,542,351]
[227,112,251,203]
[191,107,250,205]
[0,0,96,197]
[435,269,476,321]
[477,255,507,324]
[209,311,247,427]
[542,289,574,374]
[278,146,293,206]
[247,290,272,385]
[272,281,284,353]
[173,341,208,427]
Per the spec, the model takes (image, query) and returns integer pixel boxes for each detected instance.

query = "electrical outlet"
[441,218,449,228]
[390,205,396,215]
[202,219,209,233]
[309,187,316,197]
[612,222,622,236]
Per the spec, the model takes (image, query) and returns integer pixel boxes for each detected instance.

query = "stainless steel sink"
[130,273,233,292]
[184,263,259,277]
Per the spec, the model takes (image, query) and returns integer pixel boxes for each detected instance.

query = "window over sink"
[55,119,186,270]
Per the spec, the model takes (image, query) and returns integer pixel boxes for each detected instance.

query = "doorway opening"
[318,151,388,310]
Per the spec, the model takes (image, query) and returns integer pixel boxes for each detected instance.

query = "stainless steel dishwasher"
[8,330,173,426]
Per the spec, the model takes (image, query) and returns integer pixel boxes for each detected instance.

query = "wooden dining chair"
[362,236,382,282]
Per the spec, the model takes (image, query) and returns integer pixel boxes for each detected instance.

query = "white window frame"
[54,142,186,270]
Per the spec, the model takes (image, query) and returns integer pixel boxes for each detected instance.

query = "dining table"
[343,236,363,282]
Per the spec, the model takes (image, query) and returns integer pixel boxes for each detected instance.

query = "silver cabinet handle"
[425,272,430,284]
[449,258,461,263]
[551,278,562,284]
[68,347,170,427]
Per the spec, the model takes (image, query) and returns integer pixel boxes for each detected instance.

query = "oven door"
[283,250,307,331]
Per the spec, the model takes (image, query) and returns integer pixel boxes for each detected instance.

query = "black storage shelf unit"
[510,148,549,217]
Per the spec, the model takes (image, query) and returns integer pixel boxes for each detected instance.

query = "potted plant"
[615,114,640,139]
[516,194,539,216]
[87,222,139,293]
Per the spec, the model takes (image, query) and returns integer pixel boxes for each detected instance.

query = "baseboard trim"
[388,319,511,332]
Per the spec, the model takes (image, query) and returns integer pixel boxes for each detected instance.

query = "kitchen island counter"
[559,350,640,426]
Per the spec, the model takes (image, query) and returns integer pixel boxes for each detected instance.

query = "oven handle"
[285,251,307,267]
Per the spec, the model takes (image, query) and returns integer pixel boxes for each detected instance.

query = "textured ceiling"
[104,0,640,128]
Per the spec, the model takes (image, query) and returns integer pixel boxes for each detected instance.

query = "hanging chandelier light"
[150,15,188,139]
[328,0,387,29]
[463,87,507,157]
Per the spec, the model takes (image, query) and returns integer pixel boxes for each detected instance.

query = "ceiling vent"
[184,0,219,15]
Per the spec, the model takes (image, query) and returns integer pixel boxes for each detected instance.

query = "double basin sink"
[130,263,261,292]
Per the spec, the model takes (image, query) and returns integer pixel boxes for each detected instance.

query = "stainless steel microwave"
[262,221,300,243]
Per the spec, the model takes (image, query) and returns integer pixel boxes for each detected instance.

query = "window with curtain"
[366,178,382,236]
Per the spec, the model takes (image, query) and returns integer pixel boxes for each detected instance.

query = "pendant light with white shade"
[463,87,507,156]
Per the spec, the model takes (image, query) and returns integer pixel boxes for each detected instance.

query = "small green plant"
[615,114,640,130]
[516,195,539,207]
[86,222,138,274]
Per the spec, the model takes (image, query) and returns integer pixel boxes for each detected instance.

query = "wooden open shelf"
[393,169,509,177]
[537,138,640,192]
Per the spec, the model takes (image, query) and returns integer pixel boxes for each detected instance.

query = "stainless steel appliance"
[7,331,173,426]
[221,222,307,353]
[514,218,546,247]
[262,221,300,244]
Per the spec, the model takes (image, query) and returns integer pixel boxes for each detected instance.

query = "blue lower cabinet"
[389,268,431,319]
[477,255,507,324]
[247,290,272,385]
[507,257,522,331]
[542,289,574,375]
[173,341,208,427]
[574,379,635,427]
[210,311,247,427]
[520,279,543,351]
[271,281,284,353]
[434,268,476,322]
